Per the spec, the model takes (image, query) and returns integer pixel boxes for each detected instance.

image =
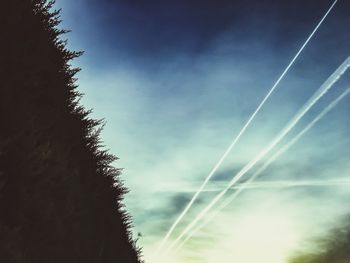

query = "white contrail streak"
[166,57,350,252]
[174,177,350,193]
[154,0,339,254]
[175,87,350,251]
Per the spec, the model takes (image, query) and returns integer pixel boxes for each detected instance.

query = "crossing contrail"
[174,87,350,251]
[166,57,350,252]
[154,0,339,254]
[173,177,350,193]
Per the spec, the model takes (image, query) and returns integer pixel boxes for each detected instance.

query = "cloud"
[54,1,350,261]
[73,50,350,262]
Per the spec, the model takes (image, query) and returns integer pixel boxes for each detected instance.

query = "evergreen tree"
[0,1,142,262]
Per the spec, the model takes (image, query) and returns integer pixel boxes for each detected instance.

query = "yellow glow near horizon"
[206,213,300,263]
[145,209,302,263]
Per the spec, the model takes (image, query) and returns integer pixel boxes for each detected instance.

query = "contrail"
[174,177,350,193]
[154,0,339,254]
[175,87,350,251]
[166,57,350,252]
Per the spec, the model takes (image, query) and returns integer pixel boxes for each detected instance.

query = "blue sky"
[55,1,350,262]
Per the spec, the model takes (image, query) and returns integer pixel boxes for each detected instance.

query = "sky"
[55,0,350,262]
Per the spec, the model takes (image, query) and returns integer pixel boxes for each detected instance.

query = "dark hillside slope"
[0,1,141,262]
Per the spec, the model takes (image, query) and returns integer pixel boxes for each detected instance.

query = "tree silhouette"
[0,0,142,262]
[289,219,350,263]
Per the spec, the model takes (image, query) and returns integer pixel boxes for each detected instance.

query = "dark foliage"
[0,0,142,262]
[289,219,350,263]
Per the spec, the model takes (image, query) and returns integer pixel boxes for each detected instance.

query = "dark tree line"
[0,0,142,262]
[289,219,350,263]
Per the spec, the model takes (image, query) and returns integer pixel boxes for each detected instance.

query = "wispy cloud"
[55,0,350,261]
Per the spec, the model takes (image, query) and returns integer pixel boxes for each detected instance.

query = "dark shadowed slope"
[0,0,142,262]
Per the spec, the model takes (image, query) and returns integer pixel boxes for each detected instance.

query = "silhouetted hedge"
[0,1,142,262]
